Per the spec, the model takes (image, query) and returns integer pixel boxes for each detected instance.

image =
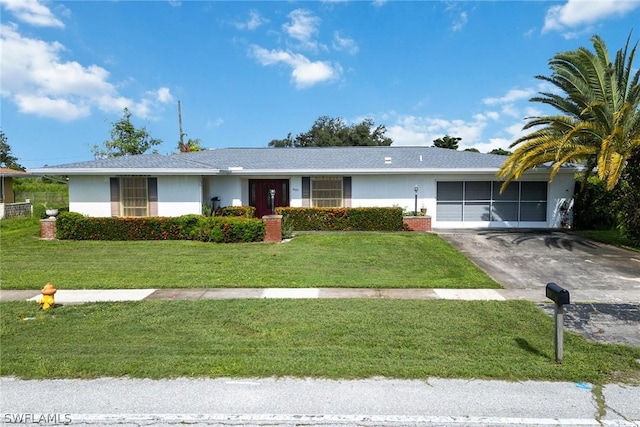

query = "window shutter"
[148,177,158,216]
[110,178,120,217]
[343,177,352,208]
[302,177,310,207]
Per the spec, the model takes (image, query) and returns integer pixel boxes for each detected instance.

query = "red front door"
[249,179,290,218]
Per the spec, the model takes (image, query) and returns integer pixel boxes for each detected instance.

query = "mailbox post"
[546,282,570,363]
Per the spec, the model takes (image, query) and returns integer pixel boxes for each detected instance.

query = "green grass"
[1,300,638,383]
[0,219,499,289]
[575,229,639,252]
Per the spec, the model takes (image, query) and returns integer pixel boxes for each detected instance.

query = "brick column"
[263,215,282,243]
[40,218,57,240]
[403,216,432,232]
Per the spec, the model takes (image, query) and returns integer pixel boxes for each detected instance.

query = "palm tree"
[497,33,640,191]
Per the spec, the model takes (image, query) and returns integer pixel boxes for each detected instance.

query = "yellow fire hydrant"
[37,283,57,310]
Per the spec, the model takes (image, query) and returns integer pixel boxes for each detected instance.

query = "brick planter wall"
[403,216,432,232]
[263,215,282,243]
[40,218,56,240]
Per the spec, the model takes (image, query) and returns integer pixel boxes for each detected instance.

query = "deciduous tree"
[433,135,461,150]
[0,130,24,170]
[268,116,392,147]
[92,108,162,158]
[488,148,511,156]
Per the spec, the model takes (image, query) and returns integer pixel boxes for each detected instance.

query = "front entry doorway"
[249,179,290,218]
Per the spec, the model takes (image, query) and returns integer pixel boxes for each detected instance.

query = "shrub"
[573,176,620,230]
[281,215,294,239]
[275,207,404,231]
[194,217,265,243]
[215,206,256,218]
[618,155,640,245]
[55,213,264,243]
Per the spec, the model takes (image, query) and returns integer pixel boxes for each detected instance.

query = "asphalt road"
[2,377,639,426]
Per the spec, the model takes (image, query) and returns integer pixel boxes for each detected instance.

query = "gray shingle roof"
[29,146,574,174]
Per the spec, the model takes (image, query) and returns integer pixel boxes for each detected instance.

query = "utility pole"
[178,100,184,147]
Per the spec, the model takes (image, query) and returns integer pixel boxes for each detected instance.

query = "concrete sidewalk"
[1,287,639,304]
[3,287,639,347]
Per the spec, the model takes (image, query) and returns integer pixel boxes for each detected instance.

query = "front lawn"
[0,219,499,289]
[575,229,640,252]
[2,299,638,383]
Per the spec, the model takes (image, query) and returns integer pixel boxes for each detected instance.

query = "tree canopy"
[92,108,162,158]
[178,138,202,153]
[488,148,512,156]
[433,135,461,150]
[268,116,393,147]
[0,130,24,171]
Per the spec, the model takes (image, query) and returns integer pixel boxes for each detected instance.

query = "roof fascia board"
[28,168,219,176]
[226,168,577,175]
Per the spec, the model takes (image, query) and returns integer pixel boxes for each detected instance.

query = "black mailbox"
[546,282,570,305]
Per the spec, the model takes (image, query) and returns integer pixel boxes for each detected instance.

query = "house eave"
[27,165,580,177]
[224,167,577,175]
[28,168,220,176]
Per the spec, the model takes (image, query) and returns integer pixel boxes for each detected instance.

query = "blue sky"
[1,0,639,169]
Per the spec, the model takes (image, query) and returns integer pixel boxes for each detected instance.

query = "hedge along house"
[29,146,580,229]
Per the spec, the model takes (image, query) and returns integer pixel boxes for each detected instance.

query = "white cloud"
[388,115,487,147]
[333,31,359,55]
[452,11,468,32]
[372,0,387,7]
[235,10,268,31]
[0,23,172,121]
[283,9,321,51]
[0,0,64,28]
[154,87,174,104]
[168,0,181,7]
[206,117,224,128]
[543,0,640,33]
[483,88,535,105]
[251,45,340,89]
[15,94,90,121]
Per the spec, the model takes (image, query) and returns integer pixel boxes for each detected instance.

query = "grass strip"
[0,220,499,289]
[2,299,638,383]
[575,229,639,252]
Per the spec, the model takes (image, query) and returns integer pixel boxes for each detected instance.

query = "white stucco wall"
[70,171,576,228]
[204,176,245,208]
[69,175,202,217]
[69,176,112,217]
[157,176,202,216]
[350,172,575,228]
[547,173,576,228]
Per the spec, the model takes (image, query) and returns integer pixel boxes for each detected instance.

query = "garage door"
[436,181,547,224]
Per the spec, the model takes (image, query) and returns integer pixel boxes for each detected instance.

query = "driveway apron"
[437,229,640,347]
[438,229,640,292]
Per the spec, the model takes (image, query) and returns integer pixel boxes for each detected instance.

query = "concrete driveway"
[437,229,640,347]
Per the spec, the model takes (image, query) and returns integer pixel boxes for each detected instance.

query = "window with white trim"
[311,177,343,207]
